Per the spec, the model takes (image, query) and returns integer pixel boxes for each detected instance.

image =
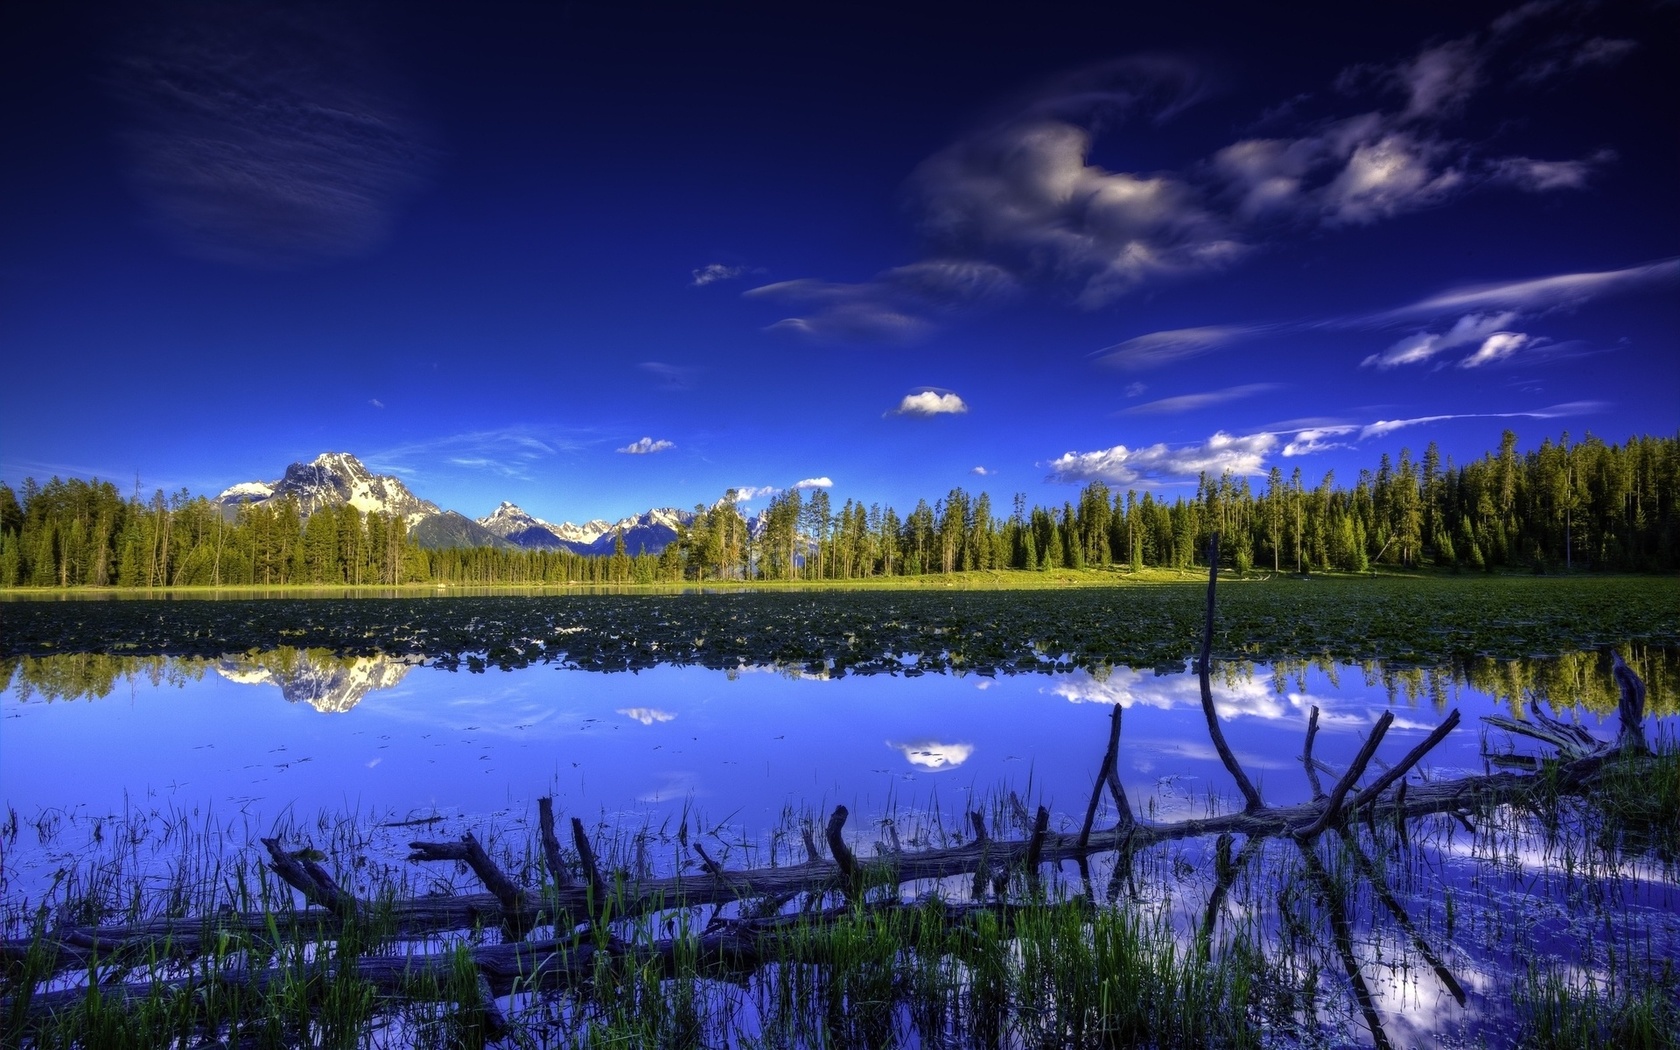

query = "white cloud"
[793,477,833,490]
[913,119,1245,308]
[1396,38,1480,119]
[1125,382,1147,397]
[1048,431,1276,485]
[1374,258,1680,320]
[1123,383,1279,415]
[1094,325,1258,370]
[617,707,676,725]
[891,390,969,417]
[368,398,384,409]
[691,263,749,287]
[731,486,780,503]
[749,260,1016,343]
[367,427,578,482]
[1459,332,1531,368]
[890,740,974,771]
[1489,152,1612,192]
[1362,311,1517,368]
[1282,426,1358,457]
[970,466,993,476]
[617,437,675,455]
[1358,402,1602,440]
[1321,133,1464,225]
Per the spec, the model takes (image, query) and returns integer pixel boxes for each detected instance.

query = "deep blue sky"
[3,1,1676,524]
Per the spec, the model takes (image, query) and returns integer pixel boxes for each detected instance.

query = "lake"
[2,586,1676,1048]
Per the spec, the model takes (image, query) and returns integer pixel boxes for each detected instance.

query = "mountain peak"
[216,452,438,526]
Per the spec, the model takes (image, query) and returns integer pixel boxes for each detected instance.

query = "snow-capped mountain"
[216,452,696,555]
[215,452,439,527]
[475,502,692,555]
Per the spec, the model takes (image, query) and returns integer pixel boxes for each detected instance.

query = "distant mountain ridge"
[475,500,692,556]
[215,452,692,555]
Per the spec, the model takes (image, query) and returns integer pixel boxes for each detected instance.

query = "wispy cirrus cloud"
[112,5,431,268]
[1122,383,1279,414]
[367,427,578,482]
[749,260,1017,343]
[617,437,675,455]
[691,263,759,287]
[1093,325,1263,370]
[1367,258,1680,322]
[890,390,969,417]
[638,361,702,391]
[1103,257,1678,373]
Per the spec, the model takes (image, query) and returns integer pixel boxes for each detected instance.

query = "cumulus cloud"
[691,263,751,287]
[1048,431,1276,484]
[912,118,1245,307]
[1362,311,1517,368]
[1459,331,1531,368]
[890,390,969,417]
[1123,383,1279,415]
[617,437,675,455]
[112,5,429,267]
[793,477,833,490]
[731,486,780,503]
[971,466,994,476]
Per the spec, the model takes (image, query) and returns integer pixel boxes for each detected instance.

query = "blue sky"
[3,1,1675,524]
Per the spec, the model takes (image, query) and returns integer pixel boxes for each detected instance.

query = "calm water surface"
[3,650,1675,1048]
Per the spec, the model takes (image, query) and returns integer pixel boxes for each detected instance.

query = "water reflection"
[215,651,420,713]
[890,739,974,770]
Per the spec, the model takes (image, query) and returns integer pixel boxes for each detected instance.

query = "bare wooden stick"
[801,825,821,864]
[1612,650,1648,754]
[1294,711,1394,839]
[1348,709,1461,814]
[537,798,571,889]
[1302,706,1326,800]
[1199,532,1263,813]
[969,811,989,844]
[1079,704,1131,848]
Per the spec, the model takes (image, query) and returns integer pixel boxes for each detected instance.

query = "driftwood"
[4,550,1662,1033]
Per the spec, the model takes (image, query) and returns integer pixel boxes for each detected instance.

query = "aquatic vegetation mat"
[3,576,1675,676]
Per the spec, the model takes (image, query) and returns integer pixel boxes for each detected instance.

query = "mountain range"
[214,452,694,555]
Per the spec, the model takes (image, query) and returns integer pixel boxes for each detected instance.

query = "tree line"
[1,430,1675,589]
